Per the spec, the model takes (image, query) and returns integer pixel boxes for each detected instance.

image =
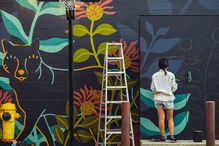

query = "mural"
[0,0,139,145]
[140,16,219,139]
[1,0,219,145]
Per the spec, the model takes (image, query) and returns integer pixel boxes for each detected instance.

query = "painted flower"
[75,0,116,21]
[74,85,103,116]
[110,39,139,72]
[0,90,12,104]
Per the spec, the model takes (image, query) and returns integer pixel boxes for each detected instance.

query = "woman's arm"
[151,77,156,92]
[171,75,178,92]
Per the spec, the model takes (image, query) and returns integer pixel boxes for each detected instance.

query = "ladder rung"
[98,142,121,145]
[107,71,124,76]
[106,129,121,134]
[107,57,123,60]
[107,86,126,89]
[107,101,124,104]
[100,115,122,119]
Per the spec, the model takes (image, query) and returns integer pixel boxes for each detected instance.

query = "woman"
[150,58,178,142]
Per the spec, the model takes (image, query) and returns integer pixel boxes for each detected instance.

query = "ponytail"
[159,58,168,76]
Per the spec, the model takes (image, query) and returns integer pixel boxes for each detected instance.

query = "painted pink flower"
[75,0,116,21]
[74,85,104,116]
[0,90,12,104]
[110,39,139,72]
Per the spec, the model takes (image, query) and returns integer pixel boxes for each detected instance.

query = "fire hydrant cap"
[1,103,16,110]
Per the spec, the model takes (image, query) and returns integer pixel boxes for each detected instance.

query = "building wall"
[0,0,219,145]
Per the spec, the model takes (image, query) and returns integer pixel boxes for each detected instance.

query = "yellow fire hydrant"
[0,103,20,142]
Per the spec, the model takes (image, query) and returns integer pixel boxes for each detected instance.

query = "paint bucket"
[193,130,203,142]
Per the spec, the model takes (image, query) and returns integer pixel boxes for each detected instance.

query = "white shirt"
[150,70,178,101]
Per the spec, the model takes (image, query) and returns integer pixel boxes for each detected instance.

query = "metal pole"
[205,101,215,146]
[121,102,130,146]
[67,9,74,146]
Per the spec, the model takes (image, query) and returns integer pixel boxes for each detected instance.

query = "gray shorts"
[154,100,174,109]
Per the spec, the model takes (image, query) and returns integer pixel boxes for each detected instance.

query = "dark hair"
[159,58,168,75]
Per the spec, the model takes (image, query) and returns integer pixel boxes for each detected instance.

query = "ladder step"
[98,142,121,145]
[100,115,122,119]
[107,101,126,104]
[107,57,123,60]
[107,71,124,76]
[107,86,126,89]
[106,129,121,134]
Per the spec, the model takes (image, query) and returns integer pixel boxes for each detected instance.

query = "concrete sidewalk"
[141,140,219,146]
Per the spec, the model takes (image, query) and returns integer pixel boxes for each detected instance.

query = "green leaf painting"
[140,117,160,136]
[16,0,38,12]
[174,94,191,110]
[0,77,12,90]
[39,38,68,53]
[97,42,118,55]
[93,23,117,36]
[140,88,155,108]
[40,2,65,16]
[75,130,93,143]
[0,10,29,44]
[54,126,64,144]
[78,116,99,128]
[71,25,89,37]
[0,52,4,66]
[55,115,69,130]
[166,111,189,135]
[73,48,92,63]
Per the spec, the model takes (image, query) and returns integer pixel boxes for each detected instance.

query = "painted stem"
[28,2,44,44]
[90,20,101,66]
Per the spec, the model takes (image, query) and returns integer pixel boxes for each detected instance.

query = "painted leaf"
[39,38,68,53]
[78,116,99,128]
[197,0,219,10]
[0,52,4,66]
[151,38,180,53]
[127,79,137,89]
[94,24,117,36]
[174,93,190,110]
[70,25,89,37]
[156,27,170,36]
[74,106,78,123]
[54,126,64,144]
[16,0,37,12]
[166,111,189,135]
[97,42,118,55]
[0,10,28,43]
[140,117,160,136]
[140,88,155,108]
[94,71,113,85]
[141,60,183,78]
[148,0,172,15]
[0,77,12,90]
[75,130,93,143]
[145,21,154,37]
[140,36,148,53]
[55,115,69,130]
[116,23,138,41]
[65,101,69,117]
[40,2,65,16]
[73,48,91,63]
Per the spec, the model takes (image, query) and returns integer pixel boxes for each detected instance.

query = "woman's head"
[159,58,168,75]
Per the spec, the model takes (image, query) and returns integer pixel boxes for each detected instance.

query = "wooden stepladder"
[97,43,135,146]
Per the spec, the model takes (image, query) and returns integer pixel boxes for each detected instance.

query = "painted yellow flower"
[75,0,116,21]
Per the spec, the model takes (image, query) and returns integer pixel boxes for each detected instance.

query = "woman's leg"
[166,109,174,136]
[157,108,165,136]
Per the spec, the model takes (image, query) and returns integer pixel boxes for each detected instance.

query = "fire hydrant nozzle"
[0,103,20,142]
